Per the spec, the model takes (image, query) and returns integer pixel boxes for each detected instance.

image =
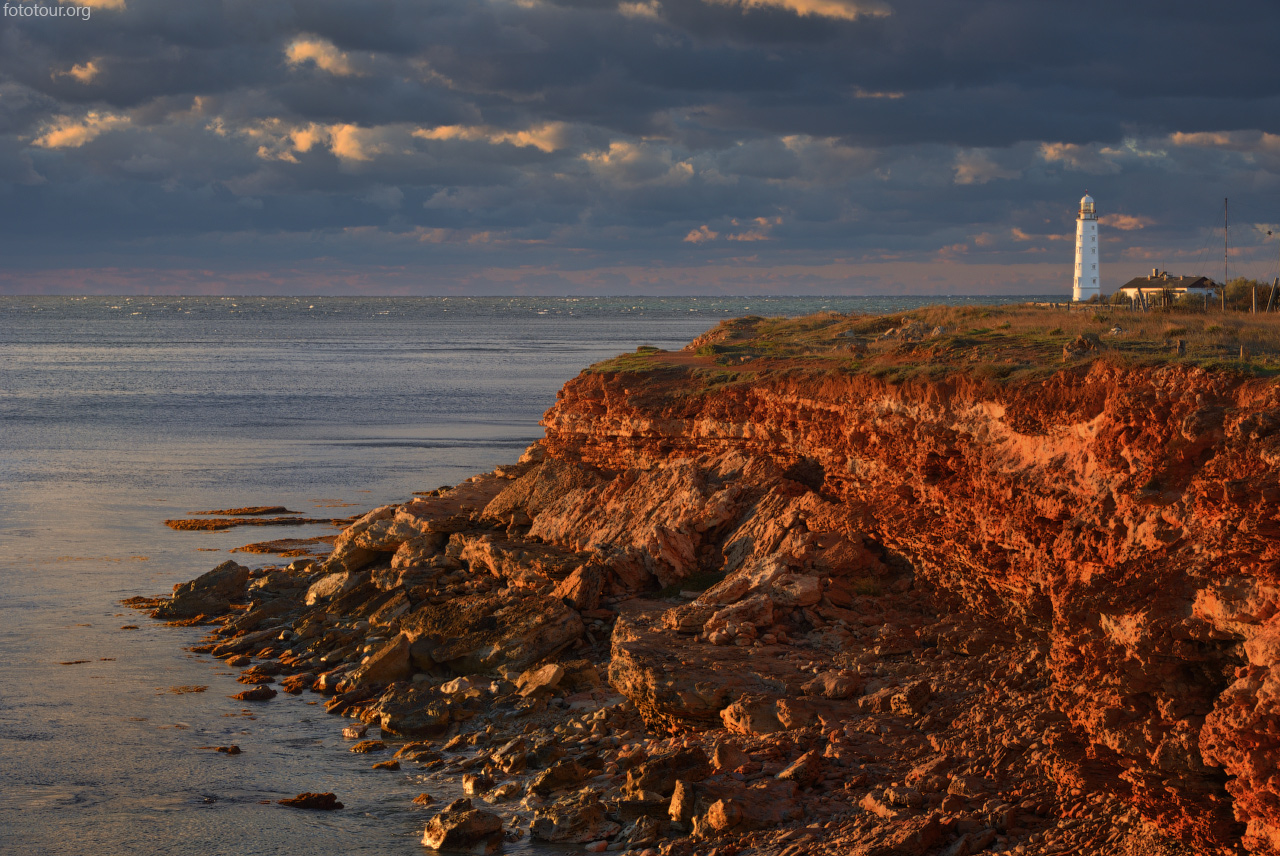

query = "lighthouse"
[1073,193,1100,302]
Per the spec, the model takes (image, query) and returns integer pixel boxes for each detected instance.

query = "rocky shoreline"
[139,312,1280,855]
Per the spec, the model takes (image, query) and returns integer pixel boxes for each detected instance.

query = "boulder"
[670,778,801,831]
[337,632,412,692]
[720,695,783,735]
[776,749,822,785]
[421,799,503,853]
[530,760,589,796]
[304,570,369,607]
[704,593,773,634]
[531,791,620,844]
[154,560,250,618]
[390,533,449,571]
[609,612,804,731]
[553,563,605,611]
[848,813,942,856]
[891,680,933,716]
[323,505,398,573]
[279,792,343,810]
[402,590,583,674]
[624,748,710,797]
[484,458,604,523]
[803,670,862,700]
[770,574,822,607]
[369,684,458,737]
[516,663,565,697]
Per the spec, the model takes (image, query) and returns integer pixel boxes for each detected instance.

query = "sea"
[0,295,1035,855]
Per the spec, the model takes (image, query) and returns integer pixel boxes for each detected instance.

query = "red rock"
[278,792,343,810]
[231,686,276,701]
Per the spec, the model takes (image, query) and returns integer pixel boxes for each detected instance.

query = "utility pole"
[1223,197,1229,312]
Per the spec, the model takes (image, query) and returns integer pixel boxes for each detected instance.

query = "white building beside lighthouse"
[1073,193,1100,301]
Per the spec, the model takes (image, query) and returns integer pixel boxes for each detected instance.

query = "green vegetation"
[657,569,725,599]
[850,577,883,597]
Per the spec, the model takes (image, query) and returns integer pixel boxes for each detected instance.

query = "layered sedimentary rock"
[534,357,1280,852]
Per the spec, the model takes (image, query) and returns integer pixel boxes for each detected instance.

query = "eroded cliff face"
[535,360,1280,853]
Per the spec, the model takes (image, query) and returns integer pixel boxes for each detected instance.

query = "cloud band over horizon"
[2,0,1279,295]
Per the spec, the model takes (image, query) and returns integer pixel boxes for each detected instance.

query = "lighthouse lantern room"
[1073,193,1100,302]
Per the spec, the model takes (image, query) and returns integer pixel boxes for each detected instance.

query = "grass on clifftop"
[585,304,1280,385]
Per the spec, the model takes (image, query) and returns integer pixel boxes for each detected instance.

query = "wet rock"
[372,759,400,771]
[413,793,435,806]
[342,723,368,740]
[531,791,621,844]
[530,759,589,796]
[421,798,503,853]
[279,673,315,694]
[231,685,276,702]
[462,774,493,796]
[484,782,523,804]
[349,740,386,754]
[154,560,250,618]
[279,792,343,810]
[371,684,455,737]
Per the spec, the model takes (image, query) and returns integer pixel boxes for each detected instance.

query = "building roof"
[1118,273,1217,292]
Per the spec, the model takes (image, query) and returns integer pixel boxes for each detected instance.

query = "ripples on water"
[0,295,1035,855]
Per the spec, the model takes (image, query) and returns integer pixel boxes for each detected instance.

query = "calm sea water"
[0,295,1033,855]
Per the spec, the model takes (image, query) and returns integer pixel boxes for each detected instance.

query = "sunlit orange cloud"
[706,0,889,20]
[1169,130,1280,151]
[414,122,568,153]
[32,111,129,148]
[1100,214,1154,231]
[617,0,662,19]
[285,36,357,76]
[53,60,100,83]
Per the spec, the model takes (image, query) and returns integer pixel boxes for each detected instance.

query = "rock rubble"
[140,333,1280,855]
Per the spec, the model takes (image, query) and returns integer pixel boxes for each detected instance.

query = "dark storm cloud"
[1,0,1278,294]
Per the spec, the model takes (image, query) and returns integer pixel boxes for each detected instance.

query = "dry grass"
[586,303,1280,385]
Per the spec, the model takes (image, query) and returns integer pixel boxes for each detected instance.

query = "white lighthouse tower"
[1073,193,1100,301]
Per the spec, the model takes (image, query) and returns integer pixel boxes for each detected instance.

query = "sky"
[1,0,1279,296]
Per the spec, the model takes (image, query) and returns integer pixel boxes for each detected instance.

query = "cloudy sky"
[1,0,1278,295]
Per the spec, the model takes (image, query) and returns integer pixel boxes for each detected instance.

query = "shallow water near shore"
[0,295,1032,855]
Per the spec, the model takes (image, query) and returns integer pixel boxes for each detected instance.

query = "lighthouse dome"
[1080,193,1094,206]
